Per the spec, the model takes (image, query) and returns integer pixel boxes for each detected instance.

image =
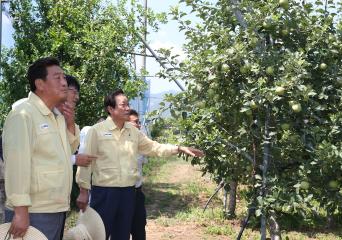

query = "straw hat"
[63,207,106,240]
[0,223,48,240]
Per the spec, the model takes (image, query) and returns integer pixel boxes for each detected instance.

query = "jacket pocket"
[95,167,120,186]
[97,135,117,156]
[37,168,65,201]
[35,128,60,159]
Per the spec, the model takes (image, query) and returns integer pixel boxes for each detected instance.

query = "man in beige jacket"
[2,57,79,239]
[76,89,204,240]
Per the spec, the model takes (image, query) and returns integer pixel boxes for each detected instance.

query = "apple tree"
[158,0,342,237]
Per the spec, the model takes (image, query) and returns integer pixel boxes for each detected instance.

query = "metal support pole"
[139,0,148,115]
[0,1,3,75]
[142,0,147,71]
[137,33,185,91]
[260,105,271,240]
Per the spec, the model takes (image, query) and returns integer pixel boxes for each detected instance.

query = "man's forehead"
[47,65,63,74]
[129,115,138,120]
[115,94,128,102]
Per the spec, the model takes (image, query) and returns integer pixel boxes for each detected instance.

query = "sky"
[1,6,14,48]
[136,0,340,93]
[0,0,189,94]
[135,0,189,94]
[2,0,339,94]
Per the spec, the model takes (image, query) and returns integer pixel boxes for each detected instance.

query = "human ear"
[107,106,114,114]
[35,79,45,92]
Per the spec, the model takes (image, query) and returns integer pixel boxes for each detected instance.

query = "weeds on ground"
[144,157,342,239]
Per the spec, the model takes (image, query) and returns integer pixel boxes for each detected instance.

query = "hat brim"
[78,207,106,240]
[0,223,48,240]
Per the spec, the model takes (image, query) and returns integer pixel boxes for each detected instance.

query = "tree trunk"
[223,184,228,213]
[223,181,238,219]
[326,210,334,229]
[227,181,237,219]
[268,212,281,240]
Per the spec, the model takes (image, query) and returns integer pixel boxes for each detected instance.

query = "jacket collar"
[105,116,132,131]
[28,91,61,116]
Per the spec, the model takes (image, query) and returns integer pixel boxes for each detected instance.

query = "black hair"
[104,89,125,114]
[66,75,80,92]
[27,57,60,92]
[129,109,139,117]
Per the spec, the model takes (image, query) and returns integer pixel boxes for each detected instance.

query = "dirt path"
[143,160,342,240]
[144,160,231,240]
[146,222,227,240]
[64,158,341,239]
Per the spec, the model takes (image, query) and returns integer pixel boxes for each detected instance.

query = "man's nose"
[61,75,67,86]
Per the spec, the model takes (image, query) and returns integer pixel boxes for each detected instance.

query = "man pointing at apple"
[76,89,204,240]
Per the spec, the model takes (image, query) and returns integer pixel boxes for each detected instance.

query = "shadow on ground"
[144,181,201,219]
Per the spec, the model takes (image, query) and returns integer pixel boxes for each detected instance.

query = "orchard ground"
[66,157,342,239]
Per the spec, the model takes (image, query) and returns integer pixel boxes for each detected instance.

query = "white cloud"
[155,30,167,38]
[150,40,186,61]
[134,40,186,94]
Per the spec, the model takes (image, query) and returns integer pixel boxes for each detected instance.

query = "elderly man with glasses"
[76,89,204,240]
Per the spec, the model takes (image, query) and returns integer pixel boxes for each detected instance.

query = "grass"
[65,209,78,230]
[65,156,342,239]
[144,157,241,238]
[142,156,169,177]
[143,157,342,239]
[205,225,235,236]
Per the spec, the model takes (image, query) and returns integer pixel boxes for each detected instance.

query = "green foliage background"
[0,0,167,209]
[0,0,166,128]
[155,0,342,229]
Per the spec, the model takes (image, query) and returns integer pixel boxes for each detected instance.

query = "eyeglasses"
[130,119,141,125]
[118,103,130,108]
[68,87,79,94]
